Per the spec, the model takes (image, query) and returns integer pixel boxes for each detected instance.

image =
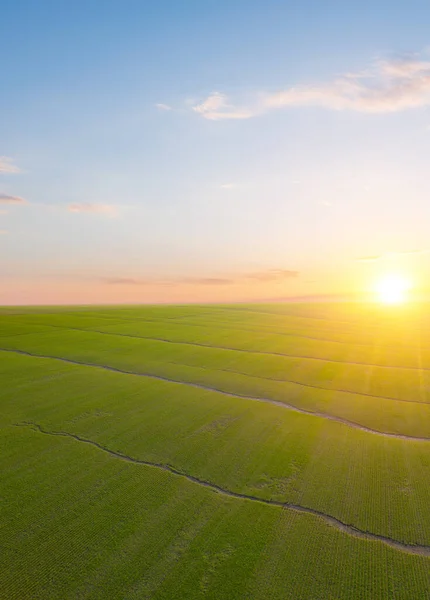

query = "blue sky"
[2,1,430,303]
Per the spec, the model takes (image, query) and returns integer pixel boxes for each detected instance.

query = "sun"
[375,275,411,304]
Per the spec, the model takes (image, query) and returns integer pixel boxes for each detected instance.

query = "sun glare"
[375,275,411,304]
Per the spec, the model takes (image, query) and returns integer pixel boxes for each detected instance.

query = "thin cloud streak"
[0,194,27,205]
[103,277,231,286]
[355,249,429,262]
[0,157,20,173]
[105,278,147,286]
[394,249,430,256]
[103,269,299,287]
[179,277,233,286]
[68,203,117,217]
[155,103,172,111]
[246,269,299,281]
[264,58,430,113]
[192,92,257,120]
[193,56,430,120]
[355,256,382,263]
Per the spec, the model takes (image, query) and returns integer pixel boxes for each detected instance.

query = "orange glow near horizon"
[2,268,425,307]
[1,277,305,306]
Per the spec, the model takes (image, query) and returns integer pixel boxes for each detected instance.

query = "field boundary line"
[14,421,430,558]
[3,348,429,442]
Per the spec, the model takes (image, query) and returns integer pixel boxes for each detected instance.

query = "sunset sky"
[2,1,430,304]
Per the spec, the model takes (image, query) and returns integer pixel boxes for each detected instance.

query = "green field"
[1,303,430,599]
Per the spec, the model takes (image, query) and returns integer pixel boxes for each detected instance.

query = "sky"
[2,0,430,304]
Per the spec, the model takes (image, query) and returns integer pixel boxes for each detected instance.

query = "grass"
[1,303,430,599]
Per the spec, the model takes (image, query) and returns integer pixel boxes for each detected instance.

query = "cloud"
[220,183,237,189]
[355,255,382,263]
[103,269,299,286]
[0,194,27,205]
[0,157,20,174]
[245,269,299,282]
[379,59,430,78]
[155,103,172,111]
[394,248,430,256]
[264,59,430,113]
[192,92,258,120]
[192,92,226,118]
[355,249,429,262]
[0,229,8,235]
[193,56,430,120]
[103,276,231,286]
[104,277,145,285]
[68,203,117,217]
[180,277,233,285]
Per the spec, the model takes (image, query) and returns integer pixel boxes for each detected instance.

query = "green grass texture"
[1,303,429,599]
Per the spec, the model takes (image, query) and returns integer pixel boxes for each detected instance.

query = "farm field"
[1,303,430,599]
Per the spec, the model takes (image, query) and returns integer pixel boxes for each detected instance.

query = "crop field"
[1,303,430,599]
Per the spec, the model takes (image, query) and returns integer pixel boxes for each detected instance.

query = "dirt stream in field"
[9,319,430,361]
[2,348,430,442]
[13,421,430,558]
[3,335,430,409]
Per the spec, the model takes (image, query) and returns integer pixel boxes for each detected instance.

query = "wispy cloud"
[68,203,117,217]
[264,58,430,113]
[395,248,430,256]
[220,183,237,190]
[355,255,382,263]
[0,229,8,235]
[104,277,146,285]
[179,277,233,286]
[103,276,231,286]
[0,194,27,205]
[355,249,429,262]
[246,269,299,281]
[103,269,299,286]
[192,92,257,120]
[193,56,430,120]
[155,103,172,111]
[0,157,20,174]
